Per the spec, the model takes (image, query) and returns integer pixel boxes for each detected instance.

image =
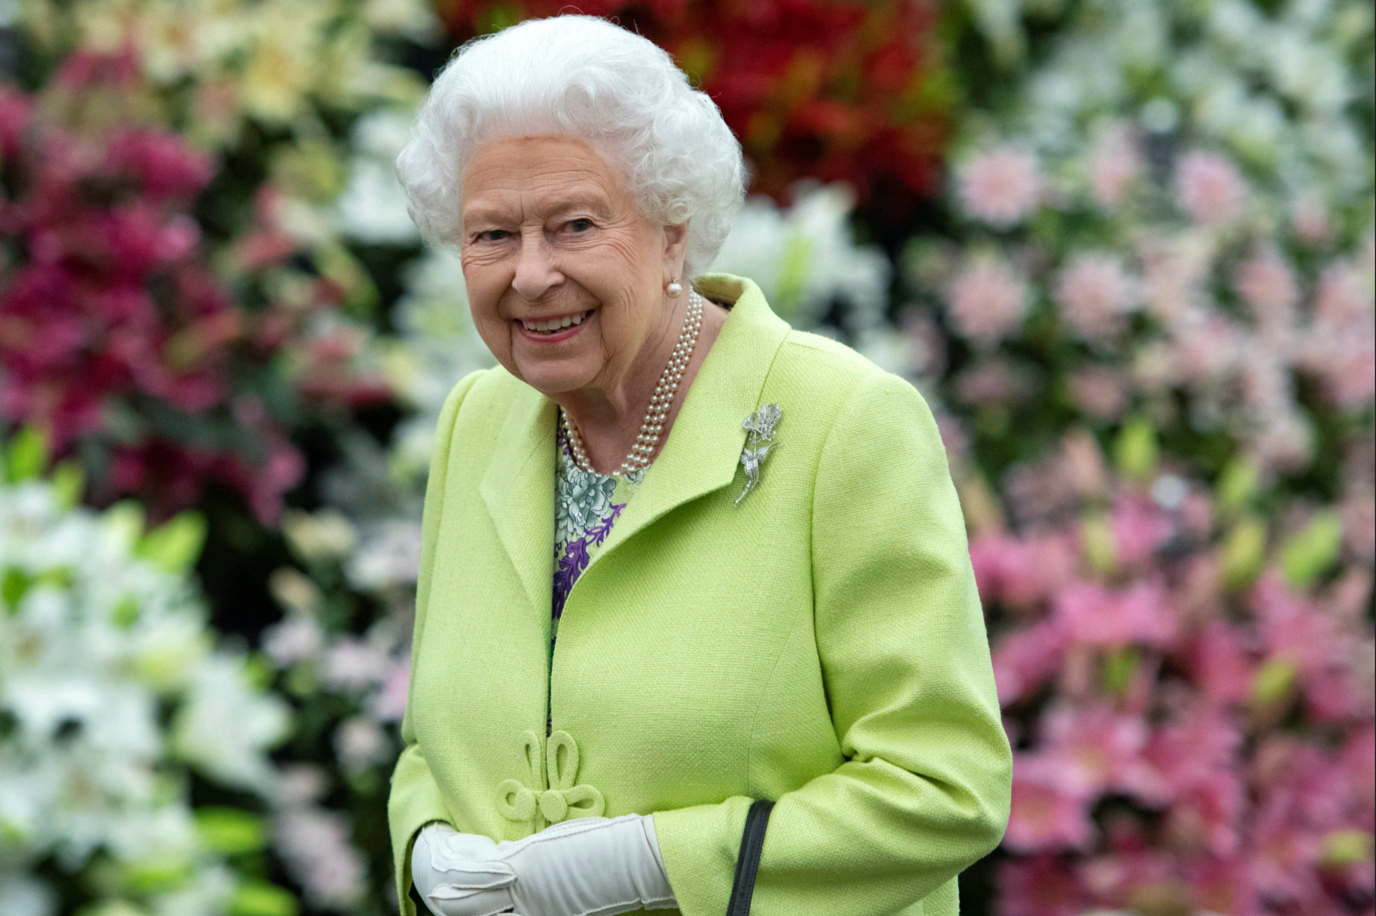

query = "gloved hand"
[411,814,677,916]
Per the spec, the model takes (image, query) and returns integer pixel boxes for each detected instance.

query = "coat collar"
[478,274,791,614]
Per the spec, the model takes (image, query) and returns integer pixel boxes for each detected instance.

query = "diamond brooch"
[735,403,782,507]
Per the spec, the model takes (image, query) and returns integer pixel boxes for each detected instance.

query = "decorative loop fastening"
[495,728,605,828]
[495,730,545,824]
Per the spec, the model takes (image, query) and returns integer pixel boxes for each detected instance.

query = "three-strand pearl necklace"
[561,290,704,478]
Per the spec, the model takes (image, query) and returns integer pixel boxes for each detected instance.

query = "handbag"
[724,799,774,916]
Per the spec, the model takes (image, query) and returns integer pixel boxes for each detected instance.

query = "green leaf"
[1320,830,1374,866]
[1081,514,1117,574]
[138,512,207,573]
[2,567,31,612]
[1279,511,1343,590]
[6,427,49,482]
[123,856,194,893]
[1216,457,1259,515]
[111,596,140,629]
[103,501,147,552]
[50,460,86,509]
[1114,415,1158,484]
[1251,656,1298,711]
[1221,517,1268,590]
[76,903,149,916]
[195,807,267,856]
[1104,647,1140,695]
[230,880,299,916]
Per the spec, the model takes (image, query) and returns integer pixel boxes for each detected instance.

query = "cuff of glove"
[413,815,677,916]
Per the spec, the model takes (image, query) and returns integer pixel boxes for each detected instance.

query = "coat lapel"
[475,275,790,607]
[591,275,790,564]
[478,382,558,617]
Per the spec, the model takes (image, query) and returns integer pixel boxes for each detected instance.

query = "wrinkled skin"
[460,135,726,472]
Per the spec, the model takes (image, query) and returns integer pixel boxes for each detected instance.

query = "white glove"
[411,814,677,916]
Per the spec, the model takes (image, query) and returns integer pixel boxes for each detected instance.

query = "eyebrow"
[462,194,614,228]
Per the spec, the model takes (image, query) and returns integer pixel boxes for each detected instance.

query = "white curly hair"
[395,15,746,279]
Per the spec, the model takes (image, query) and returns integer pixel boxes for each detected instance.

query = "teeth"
[522,311,588,333]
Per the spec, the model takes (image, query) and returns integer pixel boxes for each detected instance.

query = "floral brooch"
[736,403,782,506]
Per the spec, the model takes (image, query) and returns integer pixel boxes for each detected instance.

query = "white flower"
[711,183,890,331]
[172,654,290,796]
[262,616,325,667]
[274,806,367,908]
[1,474,288,906]
[0,873,55,916]
[337,109,422,243]
[344,520,422,591]
[334,715,392,770]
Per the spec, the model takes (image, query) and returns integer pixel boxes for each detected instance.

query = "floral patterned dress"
[547,423,645,735]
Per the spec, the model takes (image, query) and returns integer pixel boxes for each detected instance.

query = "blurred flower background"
[0,1,1370,914]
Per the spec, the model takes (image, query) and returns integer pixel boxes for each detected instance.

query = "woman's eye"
[478,229,510,242]
[566,218,594,232]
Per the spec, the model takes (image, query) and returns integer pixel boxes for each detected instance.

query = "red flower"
[439,1,951,215]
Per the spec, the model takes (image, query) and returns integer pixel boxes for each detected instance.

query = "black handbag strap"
[725,799,774,916]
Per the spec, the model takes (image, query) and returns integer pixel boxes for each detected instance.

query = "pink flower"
[1248,410,1315,473]
[992,622,1067,705]
[334,716,391,770]
[1175,150,1248,226]
[954,360,1023,404]
[1340,726,1375,815]
[274,806,367,908]
[262,616,324,667]
[997,854,1091,916]
[974,533,1079,609]
[1139,706,1242,803]
[1314,262,1375,331]
[958,146,1042,227]
[1190,622,1256,707]
[106,129,213,203]
[1053,580,1177,650]
[1187,856,1261,916]
[1054,253,1140,343]
[1090,124,1143,209]
[1234,254,1299,328]
[1253,575,1373,723]
[1068,366,1128,419]
[276,764,327,806]
[1108,493,1173,569]
[1164,768,1244,855]
[1251,784,1327,903]
[1040,703,1154,799]
[1342,496,1376,563]
[1139,234,1211,323]
[322,638,391,693]
[0,87,34,161]
[1076,847,1177,905]
[1005,754,1097,852]
[1290,192,1333,244]
[369,659,411,723]
[947,256,1030,346]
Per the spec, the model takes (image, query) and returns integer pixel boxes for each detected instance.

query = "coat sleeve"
[388,371,484,916]
[651,370,1012,916]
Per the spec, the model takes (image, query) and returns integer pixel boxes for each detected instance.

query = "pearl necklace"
[561,290,704,477]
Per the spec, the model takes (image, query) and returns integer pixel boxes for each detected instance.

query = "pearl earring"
[666,278,683,298]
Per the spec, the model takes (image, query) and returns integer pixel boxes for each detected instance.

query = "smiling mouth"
[519,310,592,334]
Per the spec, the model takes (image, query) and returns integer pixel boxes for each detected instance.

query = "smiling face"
[459,135,685,403]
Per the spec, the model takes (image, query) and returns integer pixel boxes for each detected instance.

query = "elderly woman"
[390,15,1010,916]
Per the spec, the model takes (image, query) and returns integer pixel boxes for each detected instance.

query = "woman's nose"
[511,231,562,301]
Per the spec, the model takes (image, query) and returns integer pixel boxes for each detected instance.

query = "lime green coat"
[389,275,1011,916]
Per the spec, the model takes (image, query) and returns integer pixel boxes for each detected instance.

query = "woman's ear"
[662,221,690,280]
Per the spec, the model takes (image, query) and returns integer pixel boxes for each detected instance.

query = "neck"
[557,292,728,475]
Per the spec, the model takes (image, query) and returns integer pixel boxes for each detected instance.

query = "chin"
[514,362,598,398]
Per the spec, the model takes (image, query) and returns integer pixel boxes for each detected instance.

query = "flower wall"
[0,0,1371,914]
